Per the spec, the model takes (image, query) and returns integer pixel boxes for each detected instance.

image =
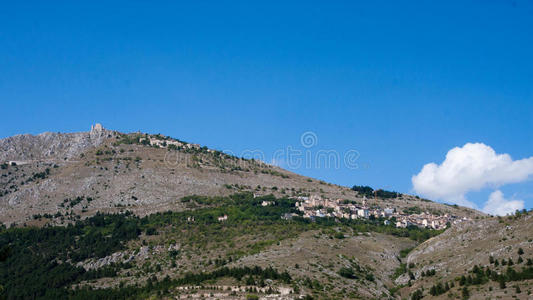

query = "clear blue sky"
[1,1,532,211]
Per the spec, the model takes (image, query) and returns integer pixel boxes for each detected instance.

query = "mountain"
[0,124,478,227]
[1,124,530,300]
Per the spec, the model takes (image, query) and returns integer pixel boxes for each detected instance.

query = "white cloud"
[412,143,533,210]
[482,190,524,216]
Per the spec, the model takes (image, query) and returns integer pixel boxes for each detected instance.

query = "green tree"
[459,275,466,286]
[410,289,423,300]
[339,267,357,279]
[461,287,469,299]
[499,278,506,289]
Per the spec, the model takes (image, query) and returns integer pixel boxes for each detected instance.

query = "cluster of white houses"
[293,195,469,230]
[139,136,208,151]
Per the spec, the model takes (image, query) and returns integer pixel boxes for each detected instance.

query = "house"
[310,194,323,207]
[357,209,369,218]
[396,220,408,228]
[281,213,295,220]
[167,140,182,147]
[384,208,395,216]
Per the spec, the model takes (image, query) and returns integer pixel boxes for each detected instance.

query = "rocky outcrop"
[77,244,180,270]
[0,124,115,162]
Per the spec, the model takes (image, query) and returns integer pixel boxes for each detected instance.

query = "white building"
[384,208,395,216]
[357,209,369,218]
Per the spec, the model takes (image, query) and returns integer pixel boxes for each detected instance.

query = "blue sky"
[1,1,532,212]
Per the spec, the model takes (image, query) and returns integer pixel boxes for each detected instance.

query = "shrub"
[339,267,357,279]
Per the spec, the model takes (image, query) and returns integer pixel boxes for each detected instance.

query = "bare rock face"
[0,124,115,162]
[77,243,181,271]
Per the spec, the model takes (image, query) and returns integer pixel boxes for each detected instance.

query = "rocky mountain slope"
[3,125,530,300]
[0,125,113,162]
[0,124,479,226]
[397,211,533,299]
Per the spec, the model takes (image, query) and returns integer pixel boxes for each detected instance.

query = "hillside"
[397,211,533,299]
[3,125,528,300]
[0,192,447,299]
[0,124,479,226]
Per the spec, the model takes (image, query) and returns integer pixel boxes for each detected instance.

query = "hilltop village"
[289,195,470,230]
[138,135,204,151]
[138,133,471,231]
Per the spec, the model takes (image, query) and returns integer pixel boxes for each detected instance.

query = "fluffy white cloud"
[412,143,533,211]
[482,190,524,216]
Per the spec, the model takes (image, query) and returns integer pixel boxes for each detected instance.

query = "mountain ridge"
[0,124,481,226]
